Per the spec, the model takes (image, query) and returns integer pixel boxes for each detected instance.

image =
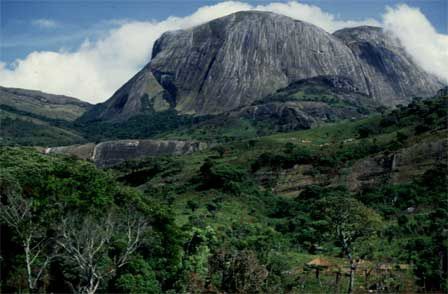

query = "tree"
[316,196,383,294]
[0,177,56,292]
[197,159,249,195]
[114,256,161,293]
[57,208,147,294]
[357,125,377,138]
[212,145,226,158]
[208,250,268,293]
[186,200,199,212]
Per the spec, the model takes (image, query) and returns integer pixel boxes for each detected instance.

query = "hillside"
[106,94,447,293]
[70,76,381,143]
[156,76,381,141]
[0,86,91,121]
[0,87,91,146]
[3,94,444,293]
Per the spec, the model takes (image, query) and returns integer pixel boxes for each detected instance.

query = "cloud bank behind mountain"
[0,1,446,103]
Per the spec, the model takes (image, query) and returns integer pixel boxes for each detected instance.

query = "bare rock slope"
[82,11,442,122]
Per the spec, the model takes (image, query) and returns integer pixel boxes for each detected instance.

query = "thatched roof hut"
[306,257,333,280]
[306,257,332,268]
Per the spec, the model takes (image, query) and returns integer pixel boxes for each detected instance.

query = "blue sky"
[1,0,446,63]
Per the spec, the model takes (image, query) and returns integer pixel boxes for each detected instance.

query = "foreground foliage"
[1,96,447,293]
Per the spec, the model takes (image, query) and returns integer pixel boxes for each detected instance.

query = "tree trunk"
[347,261,356,294]
[24,239,37,293]
[364,269,372,290]
[335,272,341,294]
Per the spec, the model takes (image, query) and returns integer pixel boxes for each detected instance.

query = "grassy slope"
[107,96,446,292]
[1,96,444,292]
[0,87,90,121]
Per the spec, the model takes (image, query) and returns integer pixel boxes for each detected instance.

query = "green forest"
[1,96,447,293]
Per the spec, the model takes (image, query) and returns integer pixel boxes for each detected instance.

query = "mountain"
[0,86,91,146]
[81,11,442,122]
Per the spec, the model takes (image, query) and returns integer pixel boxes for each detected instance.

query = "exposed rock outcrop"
[46,139,207,167]
[259,137,447,196]
[81,11,442,122]
[229,101,366,132]
[346,138,447,191]
[150,11,369,115]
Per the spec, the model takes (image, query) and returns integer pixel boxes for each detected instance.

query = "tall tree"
[0,177,56,292]
[316,196,383,294]
[57,208,147,294]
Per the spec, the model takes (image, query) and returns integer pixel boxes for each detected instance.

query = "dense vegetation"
[0,104,202,146]
[1,96,447,293]
[0,149,184,293]
[0,105,86,146]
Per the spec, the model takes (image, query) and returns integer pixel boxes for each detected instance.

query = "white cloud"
[253,1,380,32]
[32,18,59,29]
[0,1,445,103]
[382,4,448,83]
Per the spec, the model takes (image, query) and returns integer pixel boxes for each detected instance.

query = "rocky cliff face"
[150,11,371,115]
[333,26,442,106]
[81,11,442,122]
[46,139,207,167]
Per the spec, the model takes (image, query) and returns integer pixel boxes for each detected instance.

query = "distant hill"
[0,86,90,146]
[0,86,91,121]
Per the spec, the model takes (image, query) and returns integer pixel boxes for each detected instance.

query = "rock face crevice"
[81,11,443,122]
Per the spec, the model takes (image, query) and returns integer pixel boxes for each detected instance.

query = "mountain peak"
[81,13,442,122]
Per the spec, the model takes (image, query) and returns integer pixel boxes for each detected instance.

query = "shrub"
[186,200,200,212]
[357,124,378,138]
[197,159,250,195]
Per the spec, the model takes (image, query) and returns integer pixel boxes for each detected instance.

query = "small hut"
[306,257,332,280]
